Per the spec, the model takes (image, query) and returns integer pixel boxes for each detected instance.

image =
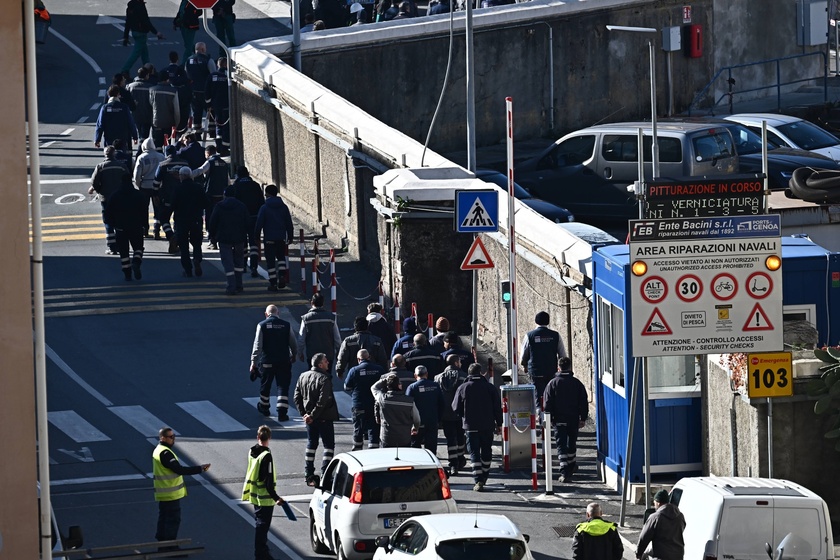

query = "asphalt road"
[35,2,644,559]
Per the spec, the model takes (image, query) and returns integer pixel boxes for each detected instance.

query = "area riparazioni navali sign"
[628,215,783,357]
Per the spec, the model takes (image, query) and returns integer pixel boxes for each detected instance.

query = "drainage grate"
[552,525,578,538]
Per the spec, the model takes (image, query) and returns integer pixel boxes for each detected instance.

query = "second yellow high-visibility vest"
[242,449,276,506]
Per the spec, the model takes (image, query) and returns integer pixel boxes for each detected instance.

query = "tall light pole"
[606,25,659,178]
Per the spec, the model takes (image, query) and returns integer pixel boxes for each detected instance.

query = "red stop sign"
[189,0,219,8]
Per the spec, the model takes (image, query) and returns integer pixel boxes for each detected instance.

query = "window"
[601,135,682,163]
[647,355,699,392]
[552,135,596,166]
[333,462,351,497]
[597,297,625,391]
[321,460,338,493]
[783,304,816,326]
[393,523,420,553]
[436,539,528,560]
[692,130,734,162]
[361,468,443,503]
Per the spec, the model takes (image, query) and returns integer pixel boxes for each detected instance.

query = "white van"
[670,477,835,560]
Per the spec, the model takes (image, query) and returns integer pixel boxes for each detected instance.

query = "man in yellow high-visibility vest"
[152,427,210,555]
[242,425,286,560]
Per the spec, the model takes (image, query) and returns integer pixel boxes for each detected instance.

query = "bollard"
[299,229,306,294]
[427,313,434,339]
[530,411,538,490]
[393,294,401,335]
[544,412,553,495]
[502,396,510,473]
[311,240,320,294]
[330,250,337,319]
[378,281,384,309]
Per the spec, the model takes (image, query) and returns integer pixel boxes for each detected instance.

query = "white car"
[372,513,533,560]
[725,113,840,161]
[309,448,458,560]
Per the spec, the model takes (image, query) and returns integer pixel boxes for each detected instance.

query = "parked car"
[474,169,574,223]
[670,476,835,560]
[514,122,738,221]
[309,448,457,560]
[373,513,533,560]
[725,113,840,161]
[667,118,840,190]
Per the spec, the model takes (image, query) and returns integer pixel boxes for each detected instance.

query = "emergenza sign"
[628,215,782,357]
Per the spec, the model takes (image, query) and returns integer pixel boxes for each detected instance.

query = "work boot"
[154,230,162,240]
[194,261,203,277]
[251,267,260,278]
[123,269,133,281]
[168,238,179,254]
[132,262,142,280]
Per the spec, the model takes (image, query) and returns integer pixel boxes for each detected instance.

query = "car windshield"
[362,469,443,503]
[777,120,840,150]
[724,124,781,155]
[436,538,528,560]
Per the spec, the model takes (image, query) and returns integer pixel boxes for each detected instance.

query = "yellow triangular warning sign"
[742,303,774,331]
[641,308,673,336]
[460,237,495,270]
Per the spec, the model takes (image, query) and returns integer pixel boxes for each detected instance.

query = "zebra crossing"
[49,398,309,445]
[43,281,306,317]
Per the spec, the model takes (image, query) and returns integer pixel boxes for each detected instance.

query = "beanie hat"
[354,316,369,331]
[535,311,550,325]
[435,317,450,331]
[179,166,192,177]
[403,317,417,334]
[653,489,670,504]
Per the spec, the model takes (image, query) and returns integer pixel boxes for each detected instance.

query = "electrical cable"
[421,5,456,167]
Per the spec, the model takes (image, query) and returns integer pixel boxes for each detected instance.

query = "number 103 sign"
[746,352,793,398]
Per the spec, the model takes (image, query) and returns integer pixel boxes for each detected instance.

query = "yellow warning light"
[631,261,648,276]
[765,255,781,271]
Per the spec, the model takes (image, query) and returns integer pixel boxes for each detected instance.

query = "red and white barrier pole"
[378,281,384,309]
[411,303,418,322]
[393,294,401,335]
[330,249,337,319]
[427,313,434,339]
[299,229,306,294]
[530,410,538,490]
[506,97,520,385]
[312,240,320,294]
[544,411,554,495]
[502,396,510,472]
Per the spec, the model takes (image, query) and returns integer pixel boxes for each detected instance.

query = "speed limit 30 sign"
[746,352,793,398]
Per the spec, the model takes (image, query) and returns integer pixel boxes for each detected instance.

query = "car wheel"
[335,534,348,560]
[310,516,330,554]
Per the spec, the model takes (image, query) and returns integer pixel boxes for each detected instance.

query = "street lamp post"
[606,25,659,179]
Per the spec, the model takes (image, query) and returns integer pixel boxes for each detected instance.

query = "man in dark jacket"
[255,184,294,291]
[242,425,285,560]
[149,72,180,149]
[441,332,474,373]
[89,146,130,254]
[121,0,164,74]
[543,357,588,482]
[520,311,567,416]
[336,316,388,378]
[405,365,446,453]
[174,0,201,64]
[573,502,624,560]
[230,166,265,277]
[103,176,147,281]
[208,186,248,294]
[298,293,341,368]
[184,42,216,132]
[387,354,414,391]
[434,355,467,474]
[205,57,230,154]
[404,333,443,378]
[372,373,420,448]
[126,66,154,140]
[94,85,138,150]
[171,166,205,277]
[153,145,187,254]
[452,363,502,492]
[391,317,417,357]
[344,349,385,450]
[294,353,339,486]
[211,0,237,54]
[636,490,686,560]
[251,305,298,419]
[366,303,396,352]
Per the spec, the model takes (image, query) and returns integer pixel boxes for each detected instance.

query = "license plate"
[383,517,407,529]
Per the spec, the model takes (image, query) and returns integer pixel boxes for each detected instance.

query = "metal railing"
[686,52,828,115]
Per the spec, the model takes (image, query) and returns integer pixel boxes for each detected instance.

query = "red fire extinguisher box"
[683,24,702,58]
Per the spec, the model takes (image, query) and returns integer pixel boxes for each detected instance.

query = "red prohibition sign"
[711,272,738,301]
[676,274,702,303]
[746,271,773,299]
[640,276,668,304]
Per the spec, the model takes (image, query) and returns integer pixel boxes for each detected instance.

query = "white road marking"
[77,116,88,123]
[40,141,56,148]
[30,178,91,184]
[46,344,113,406]
[96,14,126,32]
[176,400,249,433]
[109,405,178,438]
[90,102,101,111]
[58,446,94,463]
[193,475,307,560]
[59,128,74,136]
[98,89,106,98]
[51,474,146,487]
[48,28,102,74]
[98,76,106,85]
[48,411,111,443]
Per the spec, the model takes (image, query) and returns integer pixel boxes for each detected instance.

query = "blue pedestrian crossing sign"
[455,190,499,233]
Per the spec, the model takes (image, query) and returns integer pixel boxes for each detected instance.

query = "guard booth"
[592,235,840,488]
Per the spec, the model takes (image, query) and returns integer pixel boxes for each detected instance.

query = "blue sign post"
[455,190,499,233]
